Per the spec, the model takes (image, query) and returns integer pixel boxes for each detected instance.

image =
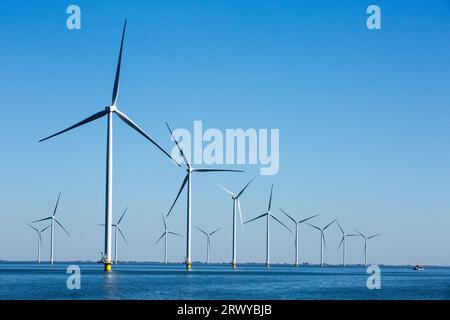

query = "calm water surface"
[0,263,449,300]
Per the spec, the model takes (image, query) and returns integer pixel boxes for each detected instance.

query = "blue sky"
[0,0,449,265]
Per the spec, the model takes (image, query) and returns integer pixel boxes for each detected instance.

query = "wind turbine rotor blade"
[30,217,52,223]
[167,174,189,217]
[355,229,366,239]
[193,169,243,173]
[115,110,179,165]
[237,199,244,232]
[154,232,166,245]
[111,19,127,106]
[168,231,183,237]
[336,221,344,235]
[52,192,61,217]
[161,213,167,230]
[298,214,319,224]
[236,176,257,198]
[337,237,344,250]
[279,208,296,224]
[270,214,291,232]
[209,228,222,236]
[165,122,190,168]
[117,227,128,245]
[305,222,321,232]
[215,182,235,196]
[53,217,70,238]
[267,184,274,211]
[368,234,381,240]
[39,109,108,142]
[117,207,128,225]
[28,224,39,233]
[40,225,51,233]
[244,212,268,225]
[324,218,337,230]
[196,227,208,236]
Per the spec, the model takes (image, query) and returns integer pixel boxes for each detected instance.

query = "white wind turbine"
[336,221,359,267]
[99,207,129,264]
[306,219,337,267]
[279,209,318,267]
[39,20,178,271]
[355,229,381,266]
[31,193,70,264]
[244,184,291,267]
[196,227,221,264]
[155,213,183,264]
[165,122,243,270]
[216,177,256,268]
[27,224,50,264]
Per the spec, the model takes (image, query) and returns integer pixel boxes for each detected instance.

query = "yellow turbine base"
[232,261,237,268]
[104,262,112,272]
[186,262,191,270]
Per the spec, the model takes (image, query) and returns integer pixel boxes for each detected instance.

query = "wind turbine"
[216,177,256,268]
[38,20,178,271]
[31,193,70,264]
[306,219,337,267]
[165,122,243,270]
[27,224,50,263]
[336,221,359,267]
[196,227,221,264]
[355,229,381,266]
[244,184,291,267]
[99,207,129,264]
[279,209,318,267]
[155,213,183,264]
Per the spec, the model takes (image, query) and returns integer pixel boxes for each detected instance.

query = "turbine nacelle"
[106,105,118,113]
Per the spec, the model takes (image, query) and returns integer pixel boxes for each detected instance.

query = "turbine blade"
[161,213,167,230]
[236,176,257,198]
[355,228,366,239]
[40,225,51,233]
[154,232,166,245]
[31,217,52,223]
[52,192,61,217]
[324,218,337,230]
[244,212,268,224]
[166,122,190,168]
[298,214,319,224]
[111,20,127,106]
[117,207,128,225]
[117,226,128,245]
[267,184,274,211]
[279,208,296,224]
[168,231,183,237]
[368,234,381,240]
[209,228,222,236]
[270,214,291,232]
[39,110,108,142]
[215,182,235,196]
[336,221,344,235]
[115,110,179,165]
[196,227,208,236]
[337,237,344,250]
[305,222,321,232]
[193,169,243,173]
[28,224,39,233]
[167,174,189,217]
[53,217,70,238]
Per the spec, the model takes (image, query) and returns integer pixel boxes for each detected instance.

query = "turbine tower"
[38,20,178,271]
[216,177,256,268]
[155,213,183,264]
[336,221,358,267]
[196,227,221,264]
[306,219,336,267]
[99,207,129,264]
[244,184,291,267]
[356,229,381,266]
[165,122,243,270]
[279,209,318,267]
[31,193,70,264]
[27,224,50,263]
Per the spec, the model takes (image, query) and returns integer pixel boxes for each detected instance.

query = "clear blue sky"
[0,0,449,265]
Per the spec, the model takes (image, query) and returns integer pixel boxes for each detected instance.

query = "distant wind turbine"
[216,177,256,268]
[244,184,291,267]
[27,224,50,263]
[279,209,318,267]
[165,122,243,270]
[196,227,221,264]
[355,229,381,266]
[31,193,70,264]
[38,20,178,271]
[155,213,183,264]
[336,221,359,267]
[99,207,129,264]
[306,219,337,267]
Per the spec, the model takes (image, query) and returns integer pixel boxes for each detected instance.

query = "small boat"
[413,265,424,271]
